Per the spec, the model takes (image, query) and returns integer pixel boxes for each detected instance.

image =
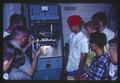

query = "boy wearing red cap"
[66,15,89,80]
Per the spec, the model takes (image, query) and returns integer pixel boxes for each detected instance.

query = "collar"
[96,51,106,58]
[10,40,22,51]
[74,31,83,37]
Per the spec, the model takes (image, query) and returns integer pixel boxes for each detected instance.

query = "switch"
[46,63,51,69]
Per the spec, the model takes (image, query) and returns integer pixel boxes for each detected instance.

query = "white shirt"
[109,62,117,80]
[66,31,89,72]
[82,27,89,39]
[102,27,115,54]
[3,30,10,38]
[102,26,115,43]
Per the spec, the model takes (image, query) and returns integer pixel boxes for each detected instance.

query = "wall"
[3,3,117,45]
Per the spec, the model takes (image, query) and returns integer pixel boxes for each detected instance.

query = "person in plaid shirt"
[79,32,110,80]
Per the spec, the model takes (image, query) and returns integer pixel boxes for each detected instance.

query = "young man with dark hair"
[3,13,26,37]
[91,12,115,42]
[79,32,110,80]
[66,15,89,80]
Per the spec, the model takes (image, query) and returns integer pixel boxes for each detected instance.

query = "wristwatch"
[3,72,9,80]
[84,73,88,78]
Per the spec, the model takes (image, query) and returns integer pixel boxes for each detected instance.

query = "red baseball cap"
[67,15,82,26]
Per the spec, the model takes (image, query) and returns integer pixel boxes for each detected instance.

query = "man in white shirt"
[66,15,89,80]
[91,12,115,43]
[91,12,115,53]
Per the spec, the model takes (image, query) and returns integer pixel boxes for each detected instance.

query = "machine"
[28,4,64,80]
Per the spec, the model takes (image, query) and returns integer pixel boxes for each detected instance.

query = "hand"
[75,73,80,80]
[35,47,42,58]
[79,75,86,80]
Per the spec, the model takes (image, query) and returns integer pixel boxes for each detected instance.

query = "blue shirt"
[85,52,110,80]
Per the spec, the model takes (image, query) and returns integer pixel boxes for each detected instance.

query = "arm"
[3,56,14,72]
[23,35,32,52]
[75,38,89,80]
[64,52,68,68]
[3,43,15,72]
[64,43,69,67]
[75,53,87,80]
[27,48,42,76]
[64,35,71,67]
[78,53,87,73]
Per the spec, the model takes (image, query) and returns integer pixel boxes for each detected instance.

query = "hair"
[3,42,16,61]
[84,20,100,32]
[108,37,117,46]
[10,13,26,26]
[3,41,25,68]
[11,26,29,40]
[90,32,107,48]
[91,12,107,26]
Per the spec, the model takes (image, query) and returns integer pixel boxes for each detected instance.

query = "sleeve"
[68,33,73,43]
[80,38,89,54]
[108,30,115,42]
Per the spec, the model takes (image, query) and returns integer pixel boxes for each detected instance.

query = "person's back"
[103,27,115,42]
